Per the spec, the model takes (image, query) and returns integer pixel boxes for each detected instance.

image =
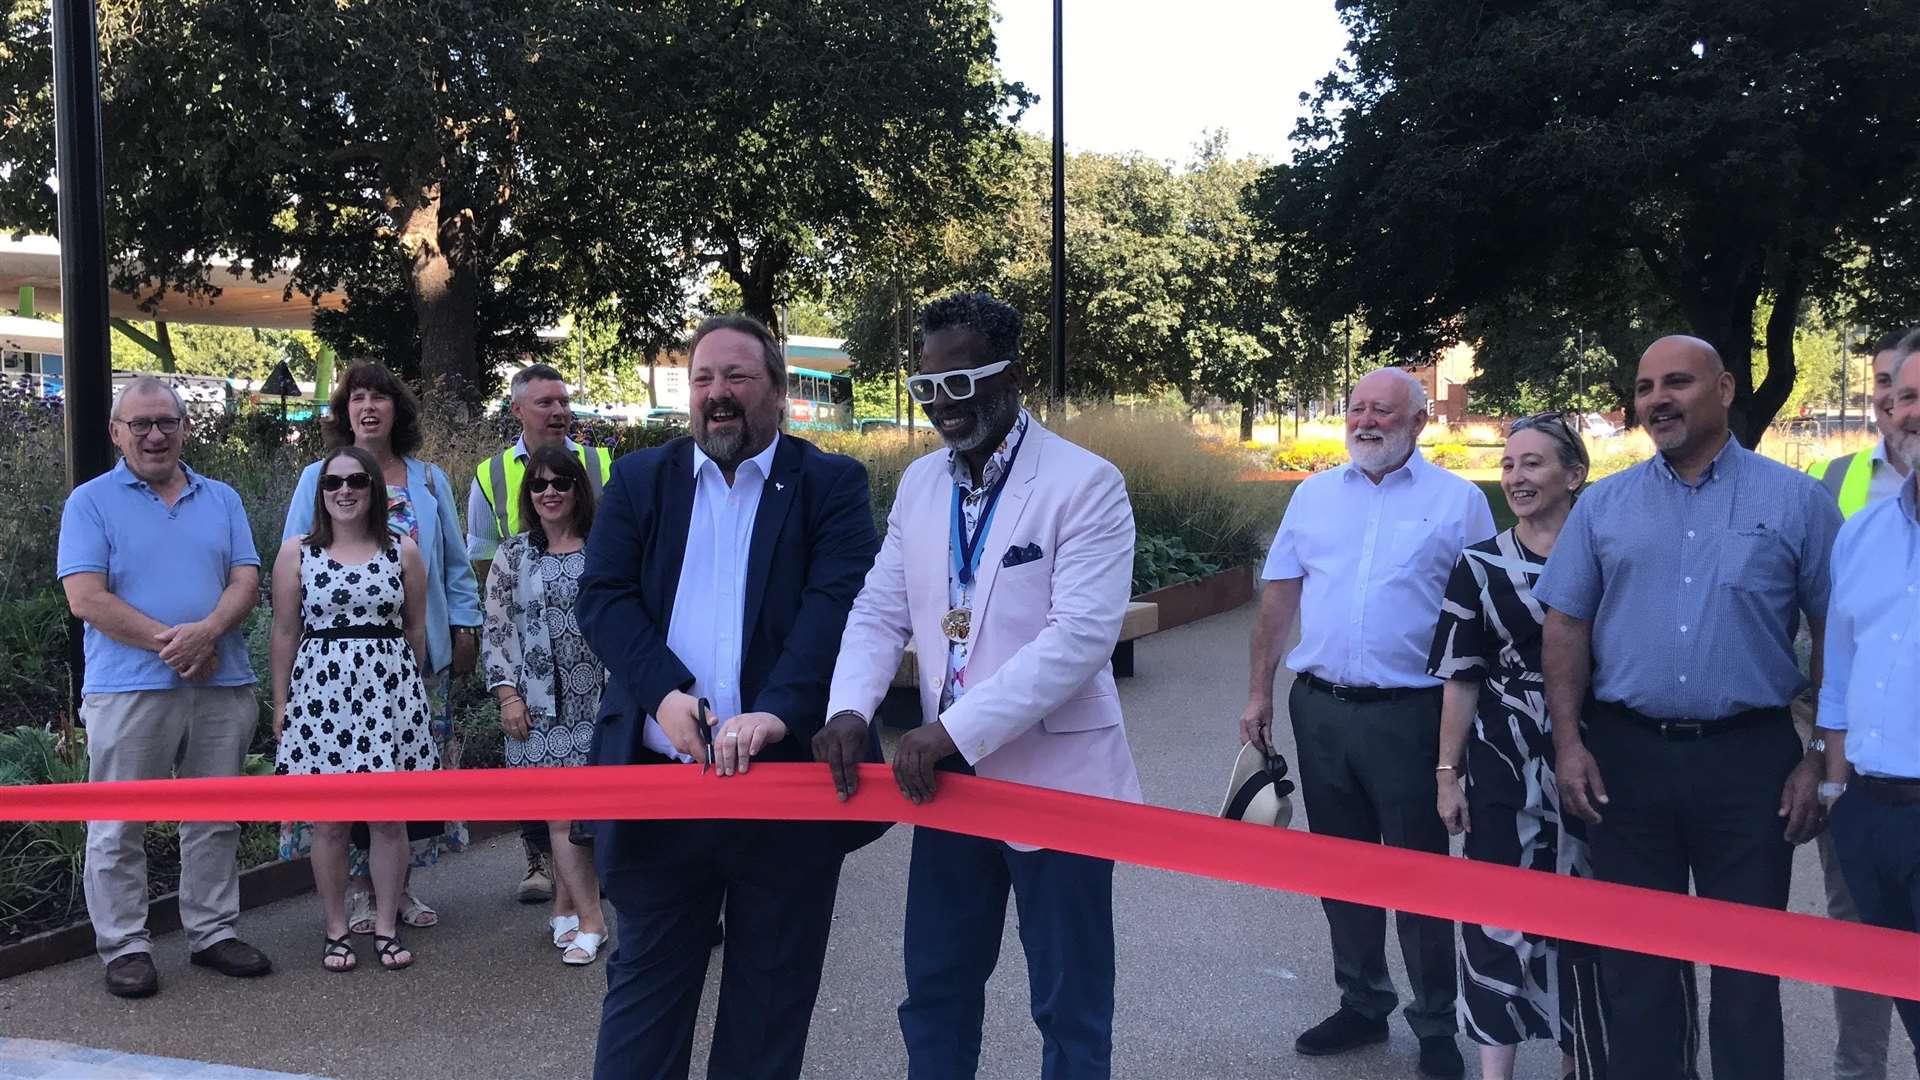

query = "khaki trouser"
[81,685,257,963]
[1796,693,1893,1080]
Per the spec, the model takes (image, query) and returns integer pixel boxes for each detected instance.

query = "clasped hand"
[156,620,218,681]
[656,690,785,775]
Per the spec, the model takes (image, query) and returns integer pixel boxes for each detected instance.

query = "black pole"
[53,0,114,720]
[1048,0,1067,418]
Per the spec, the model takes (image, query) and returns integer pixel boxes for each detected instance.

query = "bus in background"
[786,365,853,430]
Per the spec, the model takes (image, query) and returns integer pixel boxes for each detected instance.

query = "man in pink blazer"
[816,293,1141,1080]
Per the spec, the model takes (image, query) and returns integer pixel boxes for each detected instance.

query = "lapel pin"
[775,482,785,491]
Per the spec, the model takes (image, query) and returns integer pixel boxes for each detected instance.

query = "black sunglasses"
[319,472,373,492]
[526,476,576,494]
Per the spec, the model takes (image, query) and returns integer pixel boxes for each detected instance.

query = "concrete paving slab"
[0,603,1909,1079]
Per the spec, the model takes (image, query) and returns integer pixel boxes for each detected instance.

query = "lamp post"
[1048,0,1067,419]
[52,0,113,717]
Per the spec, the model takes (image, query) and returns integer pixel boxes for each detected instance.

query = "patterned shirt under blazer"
[481,533,609,739]
[828,419,1143,822]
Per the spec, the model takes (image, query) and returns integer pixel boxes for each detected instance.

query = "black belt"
[1859,775,1920,806]
[1601,701,1789,741]
[304,625,401,641]
[1297,673,1440,704]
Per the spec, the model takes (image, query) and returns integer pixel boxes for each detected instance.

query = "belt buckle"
[1659,719,1706,740]
[1327,682,1355,703]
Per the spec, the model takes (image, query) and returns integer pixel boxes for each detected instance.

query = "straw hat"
[1221,742,1295,828]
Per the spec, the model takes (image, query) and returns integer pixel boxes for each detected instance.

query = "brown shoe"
[104,952,158,998]
[189,938,273,978]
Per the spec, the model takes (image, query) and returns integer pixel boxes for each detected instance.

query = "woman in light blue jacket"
[280,362,482,934]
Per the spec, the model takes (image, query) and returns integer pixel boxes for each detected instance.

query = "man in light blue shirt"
[1818,331,1920,1063]
[1244,366,1494,1079]
[1538,336,1842,1080]
[55,377,273,999]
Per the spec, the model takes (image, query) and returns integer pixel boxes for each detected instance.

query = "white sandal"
[562,931,605,966]
[399,892,438,928]
[549,914,580,948]
[347,888,375,936]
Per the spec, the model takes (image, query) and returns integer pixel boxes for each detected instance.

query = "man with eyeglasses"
[1537,335,1843,1080]
[56,376,274,999]
[1242,365,1493,1079]
[820,291,1140,1080]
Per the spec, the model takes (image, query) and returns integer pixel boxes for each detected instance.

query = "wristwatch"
[1806,735,1826,755]
[1818,781,1846,805]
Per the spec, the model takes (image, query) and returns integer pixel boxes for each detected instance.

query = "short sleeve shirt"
[1261,451,1497,688]
[1534,438,1841,718]
[56,461,260,693]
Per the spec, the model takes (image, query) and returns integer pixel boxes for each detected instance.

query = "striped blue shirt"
[1818,476,1920,778]
[1535,437,1842,719]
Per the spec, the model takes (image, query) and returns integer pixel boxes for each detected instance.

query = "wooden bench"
[888,600,1161,690]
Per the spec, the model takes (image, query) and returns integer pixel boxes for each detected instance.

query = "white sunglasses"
[906,359,1012,405]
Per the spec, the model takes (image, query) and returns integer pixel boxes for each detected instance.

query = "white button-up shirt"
[1819,475,1920,779]
[643,435,780,760]
[1262,451,1496,689]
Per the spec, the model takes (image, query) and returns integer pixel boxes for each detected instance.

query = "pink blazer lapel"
[964,425,1043,639]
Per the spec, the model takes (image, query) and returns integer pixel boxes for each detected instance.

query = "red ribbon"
[4,763,1915,1000]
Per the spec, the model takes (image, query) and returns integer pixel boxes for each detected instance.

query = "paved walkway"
[0,604,1909,1079]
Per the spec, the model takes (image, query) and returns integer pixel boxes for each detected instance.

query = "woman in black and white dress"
[482,445,609,966]
[1427,413,1607,1080]
[271,446,436,973]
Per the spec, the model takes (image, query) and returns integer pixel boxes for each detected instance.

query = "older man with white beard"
[1242,366,1494,1079]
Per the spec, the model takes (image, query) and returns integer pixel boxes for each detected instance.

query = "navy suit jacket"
[577,433,884,856]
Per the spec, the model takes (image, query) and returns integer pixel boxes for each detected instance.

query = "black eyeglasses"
[116,417,183,436]
[319,472,373,492]
[526,476,576,494]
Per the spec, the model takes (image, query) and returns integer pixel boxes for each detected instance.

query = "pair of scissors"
[696,697,716,773]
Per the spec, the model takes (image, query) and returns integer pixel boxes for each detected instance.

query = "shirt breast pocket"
[1721,526,1794,598]
[1388,519,1441,573]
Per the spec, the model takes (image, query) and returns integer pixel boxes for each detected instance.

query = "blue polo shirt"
[57,461,260,693]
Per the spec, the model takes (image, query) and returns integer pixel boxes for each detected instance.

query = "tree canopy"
[1250,0,1920,445]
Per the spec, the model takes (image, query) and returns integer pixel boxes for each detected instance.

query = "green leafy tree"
[1251,0,1920,446]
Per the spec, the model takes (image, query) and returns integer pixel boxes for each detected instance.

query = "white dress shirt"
[1818,476,1920,779]
[1262,451,1496,689]
[643,434,780,760]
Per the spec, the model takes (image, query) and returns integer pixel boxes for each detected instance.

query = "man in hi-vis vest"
[1796,325,1914,1080]
[466,362,612,906]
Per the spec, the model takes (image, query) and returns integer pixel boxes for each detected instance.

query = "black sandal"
[373,934,412,971]
[322,934,356,973]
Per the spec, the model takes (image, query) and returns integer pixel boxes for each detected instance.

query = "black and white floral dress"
[276,543,438,776]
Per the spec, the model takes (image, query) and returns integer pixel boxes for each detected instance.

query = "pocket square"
[1002,542,1044,568]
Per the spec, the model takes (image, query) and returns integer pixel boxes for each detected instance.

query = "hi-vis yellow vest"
[1806,451,1874,519]
[475,444,612,540]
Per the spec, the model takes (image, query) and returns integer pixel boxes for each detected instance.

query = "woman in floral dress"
[482,445,609,965]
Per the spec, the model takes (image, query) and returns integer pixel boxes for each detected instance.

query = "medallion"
[940,606,973,643]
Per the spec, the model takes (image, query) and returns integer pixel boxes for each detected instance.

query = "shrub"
[1427,442,1475,469]
[1269,438,1347,473]
[1132,534,1221,594]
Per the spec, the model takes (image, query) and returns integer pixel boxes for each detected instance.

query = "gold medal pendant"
[940,606,973,643]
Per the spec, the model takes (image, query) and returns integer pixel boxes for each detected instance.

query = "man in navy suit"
[578,313,882,1080]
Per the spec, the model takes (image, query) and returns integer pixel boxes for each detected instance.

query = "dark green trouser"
[1288,677,1457,1039]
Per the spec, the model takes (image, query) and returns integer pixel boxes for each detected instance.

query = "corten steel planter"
[1134,566,1255,632]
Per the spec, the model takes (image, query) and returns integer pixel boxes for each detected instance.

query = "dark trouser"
[1584,711,1799,1080]
[522,818,552,855]
[592,820,843,1080]
[1827,783,1920,1070]
[1287,678,1456,1038]
[900,825,1116,1080]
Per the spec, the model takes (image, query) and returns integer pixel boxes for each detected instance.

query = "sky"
[991,1,1349,165]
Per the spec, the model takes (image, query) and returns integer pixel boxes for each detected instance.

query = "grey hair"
[111,376,188,420]
[1894,328,1920,382]
[920,292,1023,363]
[510,363,569,402]
[1354,366,1429,412]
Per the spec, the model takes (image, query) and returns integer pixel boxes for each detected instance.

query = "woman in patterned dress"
[270,446,437,972]
[1426,413,1608,1080]
[482,445,609,965]
[281,363,482,933]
